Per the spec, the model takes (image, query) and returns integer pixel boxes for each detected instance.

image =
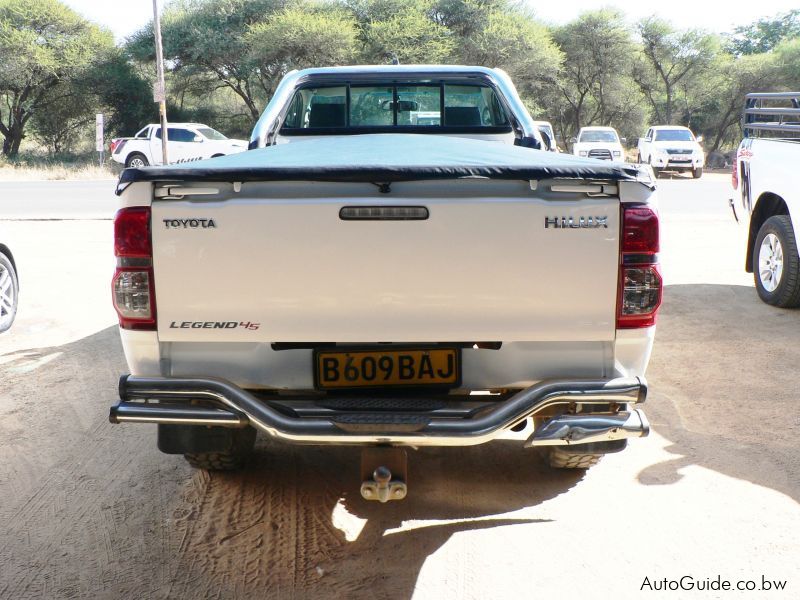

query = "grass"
[0,153,119,181]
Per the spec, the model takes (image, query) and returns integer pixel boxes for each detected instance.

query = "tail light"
[731,159,738,190]
[617,205,661,329]
[110,139,126,155]
[112,207,156,330]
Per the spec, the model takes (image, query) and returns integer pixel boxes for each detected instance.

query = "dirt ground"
[1,176,798,599]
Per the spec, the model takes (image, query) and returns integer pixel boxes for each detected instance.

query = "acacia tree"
[699,53,780,152]
[246,5,359,96]
[633,17,720,124]
[0,0,113,156]
[128,0,285,122]
[551,9,636,135]
[727,9,800,56]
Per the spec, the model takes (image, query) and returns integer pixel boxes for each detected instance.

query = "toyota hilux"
[108,66,660,501]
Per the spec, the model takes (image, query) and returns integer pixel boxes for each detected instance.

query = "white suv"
[571,126,625,161]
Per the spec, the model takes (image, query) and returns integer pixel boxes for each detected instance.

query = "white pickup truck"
[109,66,660,501]
[732,92,800,307]
[110,123,247,168]
[637,125,705,178]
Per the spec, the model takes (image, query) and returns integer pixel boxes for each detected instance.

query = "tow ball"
[360,447,408,503]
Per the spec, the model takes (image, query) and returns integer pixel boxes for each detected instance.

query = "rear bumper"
[110,375,649,447]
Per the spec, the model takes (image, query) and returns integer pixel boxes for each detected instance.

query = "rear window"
[281,82,510,133]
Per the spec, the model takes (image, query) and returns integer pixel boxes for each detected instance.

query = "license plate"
[315,348,460,389]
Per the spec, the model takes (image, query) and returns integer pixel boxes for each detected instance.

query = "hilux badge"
[545,216,608,229]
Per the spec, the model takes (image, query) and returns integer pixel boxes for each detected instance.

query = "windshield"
[197,127,228,141]
[654,129,694,141]
[579,130,619,143]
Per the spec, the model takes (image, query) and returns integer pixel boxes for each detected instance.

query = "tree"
[449,6,561,115]
[128,0,284,122]
[692,53,780,152]
[633,17,720,124]
[727,9,800,56]
[551,9,636,135]
[0,0,113,156]
[84,48,153,138]
[246,5,358,95]
[358,2,455,64]
[775,37,800,89]
[29,80,96,155]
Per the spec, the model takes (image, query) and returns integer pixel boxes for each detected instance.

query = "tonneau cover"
[118,133,643,187]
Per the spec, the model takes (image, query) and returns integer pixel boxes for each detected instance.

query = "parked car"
[0,236,18,333]
[110,123,247,168]
[533,120,559,152]
[109,66,658,502]
[732,92,800,308]
[571,126,625,161]
[637,125,705,178]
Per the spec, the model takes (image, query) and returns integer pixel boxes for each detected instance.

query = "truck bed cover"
[117,134,644,188]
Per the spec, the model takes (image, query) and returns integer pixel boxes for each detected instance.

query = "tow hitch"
[360,448,408,502]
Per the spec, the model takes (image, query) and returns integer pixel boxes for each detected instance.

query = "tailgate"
[151,180,620,343]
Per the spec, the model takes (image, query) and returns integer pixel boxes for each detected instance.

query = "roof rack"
[743,93,800,138]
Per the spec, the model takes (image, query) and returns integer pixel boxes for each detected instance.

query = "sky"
[63,0,800,42]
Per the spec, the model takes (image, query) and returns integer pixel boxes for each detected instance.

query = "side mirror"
[620,137,627,145]
[569,137,577,144]
[193,135,204,143]
[696,135,704,143]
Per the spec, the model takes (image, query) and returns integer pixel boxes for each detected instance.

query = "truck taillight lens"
[113,207,156,330]
[617,204,661,329]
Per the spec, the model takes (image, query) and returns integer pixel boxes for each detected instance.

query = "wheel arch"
[746,193,790,273]
[0,244,17,289]
[0,244,16,271]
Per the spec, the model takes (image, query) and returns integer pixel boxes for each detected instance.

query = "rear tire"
[548,448,602,469]
[125,153,149,168]
[184,427,257,471]
[692,167,703,179]
[753,215,800,308]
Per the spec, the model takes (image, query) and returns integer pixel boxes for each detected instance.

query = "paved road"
[0,180,118,220]
[0,173,797,599]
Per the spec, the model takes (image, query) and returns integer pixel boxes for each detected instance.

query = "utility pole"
[152,0,169,165]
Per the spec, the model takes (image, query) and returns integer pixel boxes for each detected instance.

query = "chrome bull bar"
[110,375,649,447]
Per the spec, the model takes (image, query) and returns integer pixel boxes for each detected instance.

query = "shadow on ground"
[639,284,800,504]
[0,327,582,599]
[1,283,797,598]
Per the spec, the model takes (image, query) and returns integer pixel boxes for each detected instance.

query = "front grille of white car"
[588,149,612,160]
